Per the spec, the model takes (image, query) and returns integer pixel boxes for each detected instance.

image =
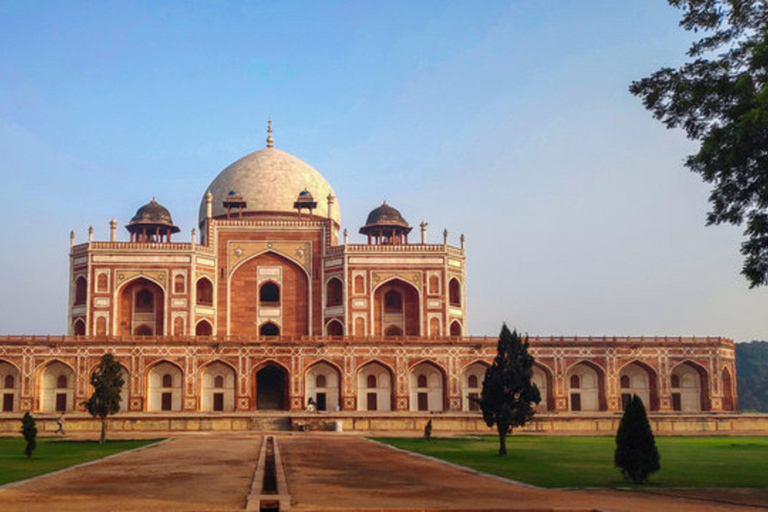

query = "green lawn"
[0,438,162,486]
[375,435,768,488]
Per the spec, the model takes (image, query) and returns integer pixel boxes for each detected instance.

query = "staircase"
[249,415,292,431]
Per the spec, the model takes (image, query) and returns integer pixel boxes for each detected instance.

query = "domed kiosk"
[126,198,180,243]
[359,202,412,245]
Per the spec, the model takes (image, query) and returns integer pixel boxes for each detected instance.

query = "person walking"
[56,414,65,435]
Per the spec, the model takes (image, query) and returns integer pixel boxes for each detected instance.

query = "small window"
[367,374,377,388]
[74,277,87,305]
[620,375,630,388]
[570,375,580,389]
[468,374,478,388]
[316,374,327,388]
[671,374,681,388]
[260,282,280,304]
[174,274,185,294]
[136,290,153,312]
[56,375,67,389]
[214,375,224,388]
[384,290,402,313]
[162,374,173,388]
[326,278,343,306]
[449,279,461,306]
[4,375,14,388]
[260,322,280,336]
[417,374,427,388]
[197,279,213,305]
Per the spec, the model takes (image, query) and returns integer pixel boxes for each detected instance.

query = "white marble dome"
[199,147,340,225]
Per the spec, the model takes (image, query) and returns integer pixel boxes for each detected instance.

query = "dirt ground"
[0,434,260,511]
[0,433,766,511]
[278,435,768,512]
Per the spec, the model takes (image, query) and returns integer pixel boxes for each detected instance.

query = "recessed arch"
[259,321,280,336]
[254,361,289,411]
[618,360,659,411]
[73,318,86,336]
[116,277,166,337]
[146,360,183,412]
[326,277,343,307]
[461,361,488,411]
[372,277,422,336]
[449,320,462,337]
[566,360,606,412]
[0,360,20,412]
[37,360,75,413]
[199,359,236,412]
[74,275,87,306]
[532,362,554,412]
[196,277,214,306]
[670,360,710,412]
[721,366,735,411]
[357,360,394,411]
[259,280,280,305]
[304,360,342,411]
[409,360,446,412]
[449,278,461,306]
[195,319,214,336]
[326,319,344,336]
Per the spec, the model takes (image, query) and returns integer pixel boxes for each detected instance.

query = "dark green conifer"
[614,394,661,484]
[475,324,540,456]
[21,412,37,460]
[84,353,124,444]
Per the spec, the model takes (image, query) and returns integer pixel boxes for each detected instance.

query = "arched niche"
[373,278,420,336]
[357,361,393,411]
[326,278,343,307]
[74,276,87,306]
[449,320,462,337]
[147,361,183,412]
[39,361,75,413]
[449,278,461,306]
[721,366,735,411]
[200,361,236,412]
[305,361,341,411]
[326,320,343,336]
[566,361,606,412]
[462,362,487,412]
[73,318,86,336]
[532,363,554,412]
[259,322,280,337]
[196,319,213,336]
[196,277,214,306]
[619,361,659,411]
[670,361,709,412]
[117,278,165,336]
[409,361,445,412]
[0,361,20,412]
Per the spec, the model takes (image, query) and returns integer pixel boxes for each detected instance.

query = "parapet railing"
[0,334,734,346]
[325,244,463,256]
[72,242,214,253]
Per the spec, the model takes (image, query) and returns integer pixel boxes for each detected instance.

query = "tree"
[630,1,768,287]
[84,353,124,444]
[614,395,661,484]
[21,412,37,460]
[474,324,540,456]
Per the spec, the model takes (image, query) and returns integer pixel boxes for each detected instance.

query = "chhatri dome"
[199,119,340,226]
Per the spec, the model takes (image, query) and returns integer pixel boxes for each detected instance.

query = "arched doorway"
[118,278,165,336]
[532,364,554,412]
[256,364,288,410]
[305,362,341,411]
[670,362,708,411]
[357,361,393,411]
[567,361,605,412]
[722,367,735,411]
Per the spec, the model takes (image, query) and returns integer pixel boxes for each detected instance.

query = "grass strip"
[0,437,162,486]
[375,435,768,488]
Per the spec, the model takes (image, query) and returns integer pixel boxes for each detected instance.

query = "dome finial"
[266,117,274,148]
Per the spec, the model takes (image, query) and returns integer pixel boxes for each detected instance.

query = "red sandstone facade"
[0,128,737,418]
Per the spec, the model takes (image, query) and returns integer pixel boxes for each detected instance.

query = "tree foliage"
[475,324,540,456]
[84,353,124,444]
[615,395,661,484]
[21,412,37,460]
[630,1,768,286]
[736,340,768,411]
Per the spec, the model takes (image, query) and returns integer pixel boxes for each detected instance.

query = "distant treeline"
[736,341,768,412]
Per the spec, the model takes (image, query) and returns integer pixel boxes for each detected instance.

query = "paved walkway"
[0,433,765,511]
[0,434,260,511]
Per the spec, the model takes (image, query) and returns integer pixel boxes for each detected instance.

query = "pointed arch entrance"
[255,363,289,410]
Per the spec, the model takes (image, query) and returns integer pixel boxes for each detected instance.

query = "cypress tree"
[614,394,660,484]
[84,353,124,444]
[21,412,37,460]
[475,324,540,456]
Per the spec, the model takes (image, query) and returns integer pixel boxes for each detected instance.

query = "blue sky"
[1,1,767,341]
